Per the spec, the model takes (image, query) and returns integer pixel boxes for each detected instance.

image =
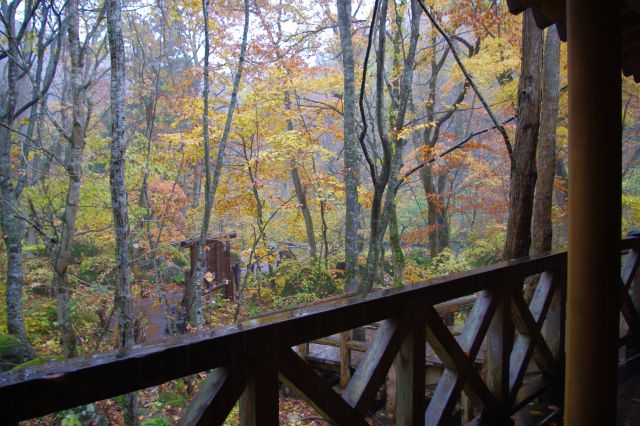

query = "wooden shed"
[179,232,237,299]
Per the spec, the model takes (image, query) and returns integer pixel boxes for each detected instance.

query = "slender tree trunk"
[0,9,34,354]
[193,0,249,326]
[291,166,317,258]
[320,200,329,268]
[336,0,361,291]
[106,0,137,422]
[532,27,560,254]
[53,0,87,359]
[389,202,404,286]
[283,90,317,259]
[503,10,543,260]
[191,0,212,328]
[361,0,420,292]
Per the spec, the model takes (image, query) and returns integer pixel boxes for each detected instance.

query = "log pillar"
[565,1,621,424]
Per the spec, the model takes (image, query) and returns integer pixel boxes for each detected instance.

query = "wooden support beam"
[619,278,640,330]
[508,283,557,401]
[565,0,621,423]
[511,290,555,376]
[239,351,279,426]
[622,249,640,289]
[486,285,513,407]
[179,367,246,426]
[278,347,368,426]
[544,265,565,362]
[395,311,426,426]
[340,331,352,386]
[424,304,501,423]
[343,318,407,415]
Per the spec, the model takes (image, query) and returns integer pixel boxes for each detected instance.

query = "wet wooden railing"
[2,236,640,425]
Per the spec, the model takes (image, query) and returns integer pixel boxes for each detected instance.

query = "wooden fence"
[2,236,640,425]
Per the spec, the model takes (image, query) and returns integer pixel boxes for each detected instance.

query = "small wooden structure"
[179,232,237,299]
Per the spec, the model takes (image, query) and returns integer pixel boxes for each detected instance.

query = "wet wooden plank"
[278,347,368,426]
[343,318,408,415]
[179,367,245,426]
[620,278,640,330]
[486,285,513,406]
[622,249,640,289]
[424,305,501,421]
[510,292,555,379]
[395,311,426,426]
[425,290,498,423]
[509,272,557,400]
[340,331,352,386]
[240,351,278,426]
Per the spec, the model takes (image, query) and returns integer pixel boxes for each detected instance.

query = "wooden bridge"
[2,235,640,425]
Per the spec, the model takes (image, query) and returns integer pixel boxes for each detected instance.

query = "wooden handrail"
[1,237,639,425]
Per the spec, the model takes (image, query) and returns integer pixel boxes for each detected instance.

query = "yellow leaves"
[457,35,520,103]
[397,121,438,140]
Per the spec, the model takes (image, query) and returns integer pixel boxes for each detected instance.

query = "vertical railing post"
[395,309,425,426]
[340,331,352,387]
[239,350,279,426]
[545,265,566,375]
[485,284,512,419]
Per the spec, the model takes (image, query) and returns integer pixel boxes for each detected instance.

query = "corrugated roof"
[507,0,640,82]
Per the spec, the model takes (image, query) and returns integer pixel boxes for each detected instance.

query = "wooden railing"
[2,236,640,425]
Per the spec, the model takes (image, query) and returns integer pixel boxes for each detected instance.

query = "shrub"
[428,249,471,279]
[71,238,102,261]
[78,255,115,284]
[276,260,338,299]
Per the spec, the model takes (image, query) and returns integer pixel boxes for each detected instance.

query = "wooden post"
[395,312,425,426]
[565,2,621,424]
[545,267,565,373]
[340,331,352,387]
[485,286,512,411]
[240,351,279,426]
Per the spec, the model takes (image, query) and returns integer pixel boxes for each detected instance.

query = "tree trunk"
[192,0,249,328]
[53,0,87,359]
[0,8,34,354]
[532,27,560,254]
[389,202,404,287]
[336,0,361,291]
[0,181,32,351]
[291,166,317,258]
[361,0,420,292]
[503,10,544,260]
[107,0,137,422]
[283,90,317,259]
[320,200,329,268]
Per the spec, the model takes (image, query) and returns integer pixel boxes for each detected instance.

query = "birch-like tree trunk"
[191,0,249,327]
[360,0,420,291]
[283,90,316,260]
[503,10,543,260]
[52,0,87,359]
[532,27,560,254]
[0,1,59,355]
[106,0,137,422]
[336,0,361,291]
